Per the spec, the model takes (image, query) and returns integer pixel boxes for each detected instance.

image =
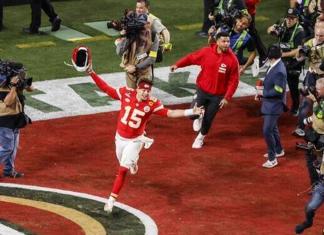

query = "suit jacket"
[261,60,287,115]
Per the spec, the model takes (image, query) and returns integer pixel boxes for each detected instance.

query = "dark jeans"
[0,0,3,27]
[191,88,222,135]
[297,97,312,129]
[263,114,283,161]
[30,0,57,31]
[201,0,215,33]
[248,15,267,60]
[305,150,319,185]
[287,70,301,112]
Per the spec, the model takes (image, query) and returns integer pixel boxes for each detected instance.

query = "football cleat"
[104,197,115,213]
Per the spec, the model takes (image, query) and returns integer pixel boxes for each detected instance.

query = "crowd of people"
[1,0,324,233]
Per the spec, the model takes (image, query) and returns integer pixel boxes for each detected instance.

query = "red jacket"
[175,44,239,101]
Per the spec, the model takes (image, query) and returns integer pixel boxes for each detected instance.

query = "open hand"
[219,98,228,109]
[193,103,204,115]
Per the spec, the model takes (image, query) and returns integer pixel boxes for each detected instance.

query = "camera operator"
[198,0,247,37]
[290,0,321,40]
[293,21,324,137]
[209,13,256,75]
[115,11,159,89]
[135,0,171,55]
[0,61,33,178]
[295,77,324,234]
[267,8,305,116]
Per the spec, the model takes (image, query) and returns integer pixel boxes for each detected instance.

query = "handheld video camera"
[0,60,32,89]
[106,9,131,32]
[299,45,311,57]
[270,24,286,37]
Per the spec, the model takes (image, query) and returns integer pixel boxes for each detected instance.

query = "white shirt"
[267,58,281,74]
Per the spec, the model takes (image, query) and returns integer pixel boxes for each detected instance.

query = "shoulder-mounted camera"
[0,60,32,89]
[123,11,148,39]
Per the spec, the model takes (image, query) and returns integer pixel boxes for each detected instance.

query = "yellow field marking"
[69,35,111,43]
[16,41,56,49]
[175,23,201,31]
[0,195,107,235]
[256,16,270,21]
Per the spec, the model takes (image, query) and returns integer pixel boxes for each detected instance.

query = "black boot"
[295,210,315,234]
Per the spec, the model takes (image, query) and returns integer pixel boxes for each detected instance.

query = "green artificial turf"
[0,0,288,81]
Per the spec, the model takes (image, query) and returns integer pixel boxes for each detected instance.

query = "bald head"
[316,78,324,97]
[315,21,324,44]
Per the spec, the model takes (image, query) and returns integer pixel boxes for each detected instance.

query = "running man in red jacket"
[170,31,239,148]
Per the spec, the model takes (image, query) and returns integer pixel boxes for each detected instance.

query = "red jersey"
[89,72,169,138]
[175,43,239,101]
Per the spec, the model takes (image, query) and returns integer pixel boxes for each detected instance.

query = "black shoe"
[3,171,24,178]
[195,31,208,38]
[22,27,40,35]
[259,57,269,68]
[51,17,61,32]
[295,221,312,234]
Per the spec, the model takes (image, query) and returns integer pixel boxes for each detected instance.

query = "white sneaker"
[293,128,305,137]
[263,150,285,158]
[251,56,260,77]
[192,135,204,149]
[130,164,138,175]
[262,159,278,168]
[104,197,115,213]
[193,114,203,132]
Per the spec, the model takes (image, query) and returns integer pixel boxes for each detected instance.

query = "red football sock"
[111,166,128,197]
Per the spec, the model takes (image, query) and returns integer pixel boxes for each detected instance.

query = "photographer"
[115,11,159,89]
[0,61,33,178]
[293,21,324,137]
[209,13,256,75]
[197,0,247,37]
[135,0,171,55]
[295,77,324,234]
[290,0,320,40]
[267,8,305,116]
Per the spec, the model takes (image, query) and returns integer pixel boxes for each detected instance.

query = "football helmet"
[71,46,92,72]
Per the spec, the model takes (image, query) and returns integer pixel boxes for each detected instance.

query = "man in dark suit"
[23,0,61,34]
[256,45,287,168]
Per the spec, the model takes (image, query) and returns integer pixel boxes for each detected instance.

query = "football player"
[85,64,204,213]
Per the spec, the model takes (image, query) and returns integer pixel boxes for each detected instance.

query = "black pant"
[201,0,215,33]
[0,0,3,27]
[305,150,319,185]
[248,15,267,60]
[30,0,57,31]
[192,88,222,135]
[287,70,300,112]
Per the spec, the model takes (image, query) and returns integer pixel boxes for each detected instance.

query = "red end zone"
[1,97,323,235]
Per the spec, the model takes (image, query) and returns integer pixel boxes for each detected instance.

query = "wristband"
[184,109,194,116]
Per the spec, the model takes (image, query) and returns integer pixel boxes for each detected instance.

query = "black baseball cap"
[286,8,298,18]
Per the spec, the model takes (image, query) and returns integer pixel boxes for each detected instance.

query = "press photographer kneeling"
[295,77,324,234]
[0,61,33,178]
